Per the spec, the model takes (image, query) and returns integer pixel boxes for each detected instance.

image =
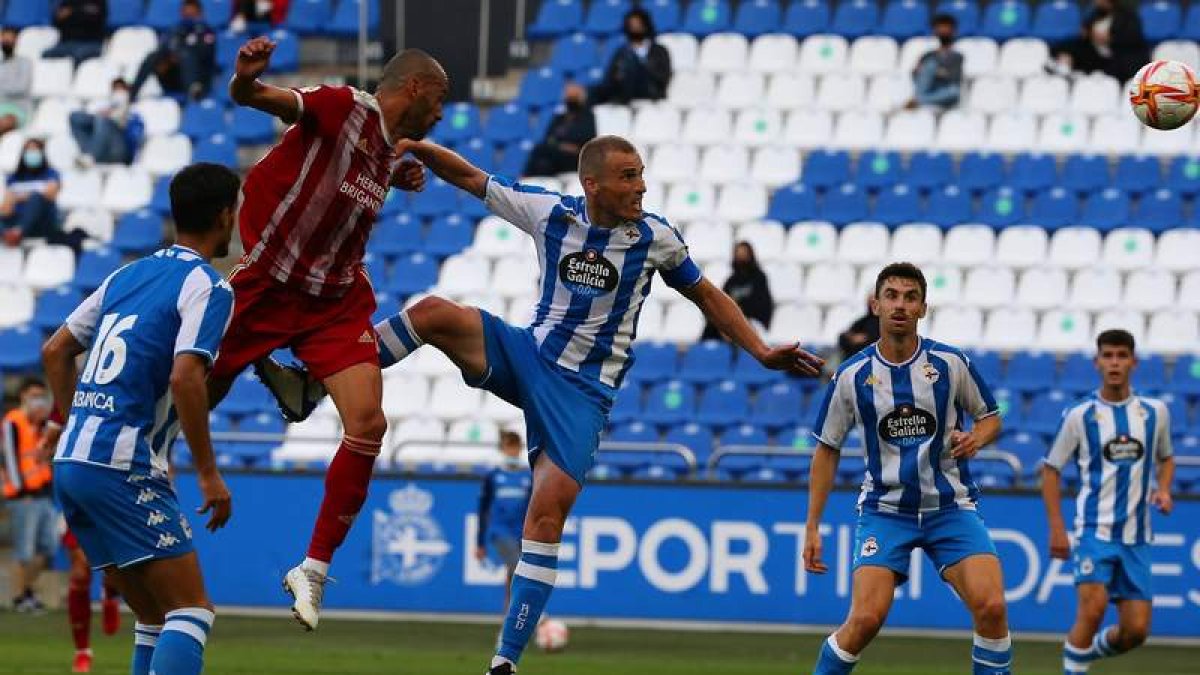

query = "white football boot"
[283,564,327,631]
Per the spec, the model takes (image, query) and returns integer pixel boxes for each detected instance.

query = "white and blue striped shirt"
[54,245,234,477]
[1046,394,1172,545]
[485,175,702,391]
[813,338,1000,515]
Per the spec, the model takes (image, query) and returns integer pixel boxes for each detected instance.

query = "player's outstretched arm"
[1040,464,1071,559]
[680,277,823,377]
[41,326,87,420]
[398,140,489,199]
[949,413,1001,460]
[803,443,840,574]
[171,354,232,532]
[229,36,300,124]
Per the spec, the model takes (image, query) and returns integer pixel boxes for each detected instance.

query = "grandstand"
[0,0,1198,501]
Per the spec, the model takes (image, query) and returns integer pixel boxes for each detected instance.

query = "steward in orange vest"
[1,380,52,499]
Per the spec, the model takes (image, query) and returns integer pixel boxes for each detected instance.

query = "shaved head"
[378,48,447,92]
[578,135,639,178]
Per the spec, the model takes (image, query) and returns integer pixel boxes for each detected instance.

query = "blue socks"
[149,608,214,675]
[375,311,423,368]
[492,540,559,668]
[131,622,161,675]
[813,634,858,674]
[1063,626,1121,673]
[972,633,1012,674]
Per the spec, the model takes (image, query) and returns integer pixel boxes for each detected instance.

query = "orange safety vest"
[1,409,51,498]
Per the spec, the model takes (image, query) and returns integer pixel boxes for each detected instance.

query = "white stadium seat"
[764,261,803,302]
[0,130,26,173]
[1179,272,1200,312]
[804,262,857,306]
[1048,227,1102,270]
[1089,114,1142,154]
[982,307,1037,351]
[935,110,987,152]
[491,257,539,298]
[798,34,849,74]
[1122,270,1175,313]
[480,393,523,425]
[0,285,36,329]
[139,133,192,175]
[865,73,915,112]
[986,112,1037,152]
[657,33,698,71]
[130,97,182,136]
[889,223,943,264]
[1015,267,1068,310]
[848,36,899,75]
[0,247,24,283]
[1037,309,1092,352]
[898,36,937,73]
[736,220,786,262]
[769,303,822,345]
[1069,268,1122,311]
[1153,40,1200,70]
[648,143,699,182]
[785,221,837,261]
[45,131,80,169]
[30,97,77,135]
[73,58,120,100]
[1018,76,1069,115]
[1155,229,1200,272]
[831,110,883,150]
[22,244,75,290]
[836,222,889,265]
[1146,311,1198,355]
[716,182,767,221]
[593,104,632,137]
[956,37,999,77]
[942,225,995,267]
[816,73,866,110]
[1069,74,1119,115]
[685,221,734,264]
[436,254,490,296]
[1037,113,1090,153]
[715,72,765,109]
[698,33,750,74]
[472,216,529,259]
[968,75,1018,114]
[883,109,935,150]
[682,107,732,145]
[56,170,103,211]
[661,302,705,342]
[63,208,114,242]
[963,267,1015,309]
[820,303,863,345]
[931,306,983,347]
[783,109,834,149]
[998,38,1049,77]
[667,70,716,108]
[764,72,815,110]
[1094,309,1146,346]
[101,167,153,213]
[429,374,483,420]
[631,104,681,145]
[995,225,1048,268]
[749,145,799,187]
[665,181,716,221]
[15,26,59,59]
[748,34,799,73]
[1141,122,1196,156]
[924,265,964,306]
[105,26,158,73]
[699,144,749,183]
[1101,228,1155,271]
[30,58,74,99]
[381,374,430,419]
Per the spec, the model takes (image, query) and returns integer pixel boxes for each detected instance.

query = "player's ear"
[868,294,879,316]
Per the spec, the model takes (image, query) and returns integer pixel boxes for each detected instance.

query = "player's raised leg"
[1063,588,1150,674]
[813,567,896,674]
[942,554,1012,675]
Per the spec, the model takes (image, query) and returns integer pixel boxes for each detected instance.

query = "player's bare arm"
[680,277,823,377]
[41,326,86,420]
[949,413,1001,460]
[803,443,840,574]
[171,354,232,532]
[1040,464,1071,559]
[397,140,488,199]
[1151,456,1175,514]
[229,36,300,123]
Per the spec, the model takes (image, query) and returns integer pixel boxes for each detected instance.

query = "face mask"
[565,98,583,112]
[112,90,130,105]
[25,395,51,414]
[1,44,13,57]
[626,29,647,42]
[937,34,954,47]
[22,149,43,169]
[502,455,523,469]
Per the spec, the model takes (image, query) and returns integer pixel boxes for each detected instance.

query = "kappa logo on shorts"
[146,511,170,527]
[135,488,158,505]
[156,533,179,549]
[180,516,193,540]
[358,330,376,344]
[861,536,880,558]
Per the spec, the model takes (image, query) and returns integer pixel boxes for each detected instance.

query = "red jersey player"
[209,36,445,630]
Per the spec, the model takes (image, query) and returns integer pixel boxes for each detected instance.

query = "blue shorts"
[8,495,58,562]
[853,508,998,583]
[466,311,612,486]
[1073,534,1152,602]
[53,461,194,570]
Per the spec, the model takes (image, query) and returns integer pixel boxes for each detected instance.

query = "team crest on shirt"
[921,363,940,384]
[860,537,880,558]
[1102,433,1145,463]
[371,484,451,587]
[1078,556,1095,576]
[878,403,938,448]
[624,225,640,241]
[559,249,620,297]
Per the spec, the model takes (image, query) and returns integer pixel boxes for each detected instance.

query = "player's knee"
[972,594,1007,628]
[1120,623,1149,649]
[407,296,464,343]
[845,610,885,642]
[343,408,388,442]
[524,513,566,543]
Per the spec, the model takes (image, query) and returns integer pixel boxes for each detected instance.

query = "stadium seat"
[696,380,749,428]
[985,112,1037,153]
[982,1,1031,40]
[716,71,764,107]
[1069,267,1122,311]
[140,134,193,175]
[230,105,276,145]
[581,0,630,35]
[782,108,834,149]
[30,58,74,99]
[799,34,848,74]
[387,253,438,296]
[644,380,697,426]
[517,67,564,108]
[782,0,830,37]
[329,0,379,37]
[720,424,770,448]
[57,171,104,212]
[1028,187,1077,229]
[958,151,1005,193]
[935,0,979,36]
[925,185,971,228]
[22,244,73,291]
[1015,267,1067,310]
[1088,114,1141,155]
[528,0,584,39]
[609,421,659,446]
[890,223,943,264]
[664,423,715,464]
[285,0,335,34]
[1155,228,1200,272]
[644,0,683,32]
[819,182,869,224]
[1167,156,1200,196]
[181,99,228,139]
[679,340,734,383]
[1113,155,1162,195]
[1069,73,1119,116]
[682,0,732,36]
[1140,1,1181,42]
[423,214,473,257]
[1078,188,1130,232]
[849,36,898,76]
[872,184,922,226]
[1137,189,1185,233]
[549,33,599,74]
[880,0,929,40]
[1060,154,1110,194]
[733,0,782,38]
[483,103,533,145]
[1003,352,1056,393]
[831,0,879,38]
[1038,309,1091,352]
[1101,227,1155,271]
[0,326,41,370]
[905,151,953,192]
[750,380,803,429]
[1007,153,1056,193]
[193,133,237,167]
[1031,0,1080,41]
[977,186,1025,228]
[837,222,889,265]
[4,0,49,27]
[32,285,82,331]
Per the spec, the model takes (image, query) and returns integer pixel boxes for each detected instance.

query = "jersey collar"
[1094,390,1136,406]
[170,244,202,257]
[872,336,924,368]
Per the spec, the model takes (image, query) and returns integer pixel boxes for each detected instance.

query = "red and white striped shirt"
[240,85,397,297]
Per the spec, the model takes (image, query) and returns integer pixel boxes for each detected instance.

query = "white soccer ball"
[535,618,569,652]
[1129,60,1200,131]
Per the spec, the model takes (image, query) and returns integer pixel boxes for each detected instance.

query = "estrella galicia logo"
[878,404,938,448]
[371,484,451,587]
[559,249,619,297]
[1103,434,1145,463]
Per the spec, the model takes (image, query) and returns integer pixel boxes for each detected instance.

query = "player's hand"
[1048,527,1071,560]
[803,524,828,574]
[37,424,63,461]
[196,470,232,532]
[1150,489,1173,515]
[474,546,487,562]
[759,342,824,377]
[949,430,980,459]
[392,158,426,192]
[235,36,275,81]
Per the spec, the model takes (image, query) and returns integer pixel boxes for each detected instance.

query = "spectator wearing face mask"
[589,8,673,105]
[42,0,107,65]
[1049,0,1148,82]
[230,0,288,33]
[0,27,33,137]
[69,78,135,167]
[907,14,963,109]
[130,0,217,101]
[2,378,57,614]
[702,242,774,341]
[524,83,596,177]
[0,139,87,253]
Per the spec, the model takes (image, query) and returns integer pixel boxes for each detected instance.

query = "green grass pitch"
[2,611,1195,674]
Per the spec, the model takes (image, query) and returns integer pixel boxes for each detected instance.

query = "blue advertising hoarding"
[175,473,1200,637]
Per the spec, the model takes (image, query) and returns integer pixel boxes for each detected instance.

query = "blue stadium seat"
[1137,189,1184,233]
[108,0,145,28]
[423,214,473,257]
[766,183,817,223]
[631,463,687,481]
[1057,353,1096,394]
[217,371,274,415]
[857,150,903,191]
[933,0,978,35]
[680,340,734,383]
[802,150,852,189]
[362,254,388,285]
[1078,188,1130,232]
[379,189,408,218]
[730,349,778,386]
[387,253,438,296]
[608,421,659,444]
[835,452,866,485]
[74,248,122,293]
[0,327,41,371]
[831,0,879,39]
[1172,357,1200,397]
[820,183,869,225]
[549,33,599,75]
[994,387,1028,428]
[609,382,643,424]
[740,466,787,483]
[777,425,817,451]
[1139,1,1181,42]
[1114,155,1162,195]
[1167,156,1200,196]
[193,134,238,167]
[1009,153,1057,193]
[1004,352,1056,393]
[714,452,768,477]
[201,0,231,28]
[873,184,922,226]
[1159,392,1189,430]
[285,0,334,35]
[783,0,831,37]
[958,152,1006,193]
[644,380,697,426]
[533,105,560,138]
[517,68,565,109]
[1061,154,1110,194]
[150,175,173,214]
[454,137,498,173]
[980,0,1031,40]
[881,0,929,40]
[925,185,971,228]
[329,0,379,37]
[230,105,275,144]
[583,0,632,36]
[977,186,1025,227]
[1175,464,1200,495]
[483,103,533,145]
[1031,0,1080,41]
[528,0,584,39]
[587,463,621,481]
[974,461,1018,488]
[181,99,228,139]
[438,104,482,145]
[1140,355,1169,393]
[643,0,683,32]
[627,341,679,383]
[369,216,422,260]
[733,0,782,38]
[664,423,715,464]
[497,139,535,179]
[113,209,163,255]
[216,30,242,70]
[770,451,812,481]
[751,381,803,430]
[906,151,953,192]
[1028,390,1073,436]
[1183,4,1200,41]
[696,380,750,428]
[32,286,82,332]
[1029,187,1078,229]
[682,0,732,36]
[4,0,48,27]
[998,431,1048,480]
[144,0,179,30]
[719,424,769,447]
[268,29,300,72]
[410,178,460,219]
[964,349,1003,385]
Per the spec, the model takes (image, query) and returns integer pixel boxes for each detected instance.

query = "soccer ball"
[1129,60,1199,131]
[535,618,569,652]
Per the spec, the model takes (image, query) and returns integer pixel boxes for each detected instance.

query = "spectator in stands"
[0,26,32,137]
[838,295,881,362]
[589,8,672,105]
[0,139,86,253]
[42,0,107,65]
[131,0,217,101]
[524,83,595,177]
[702,242,773,341]
[2,378,57,613]
[70,78,135,167]
[1049,0,1148,82]
[230,0,288,33]
[907,14,963,110]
